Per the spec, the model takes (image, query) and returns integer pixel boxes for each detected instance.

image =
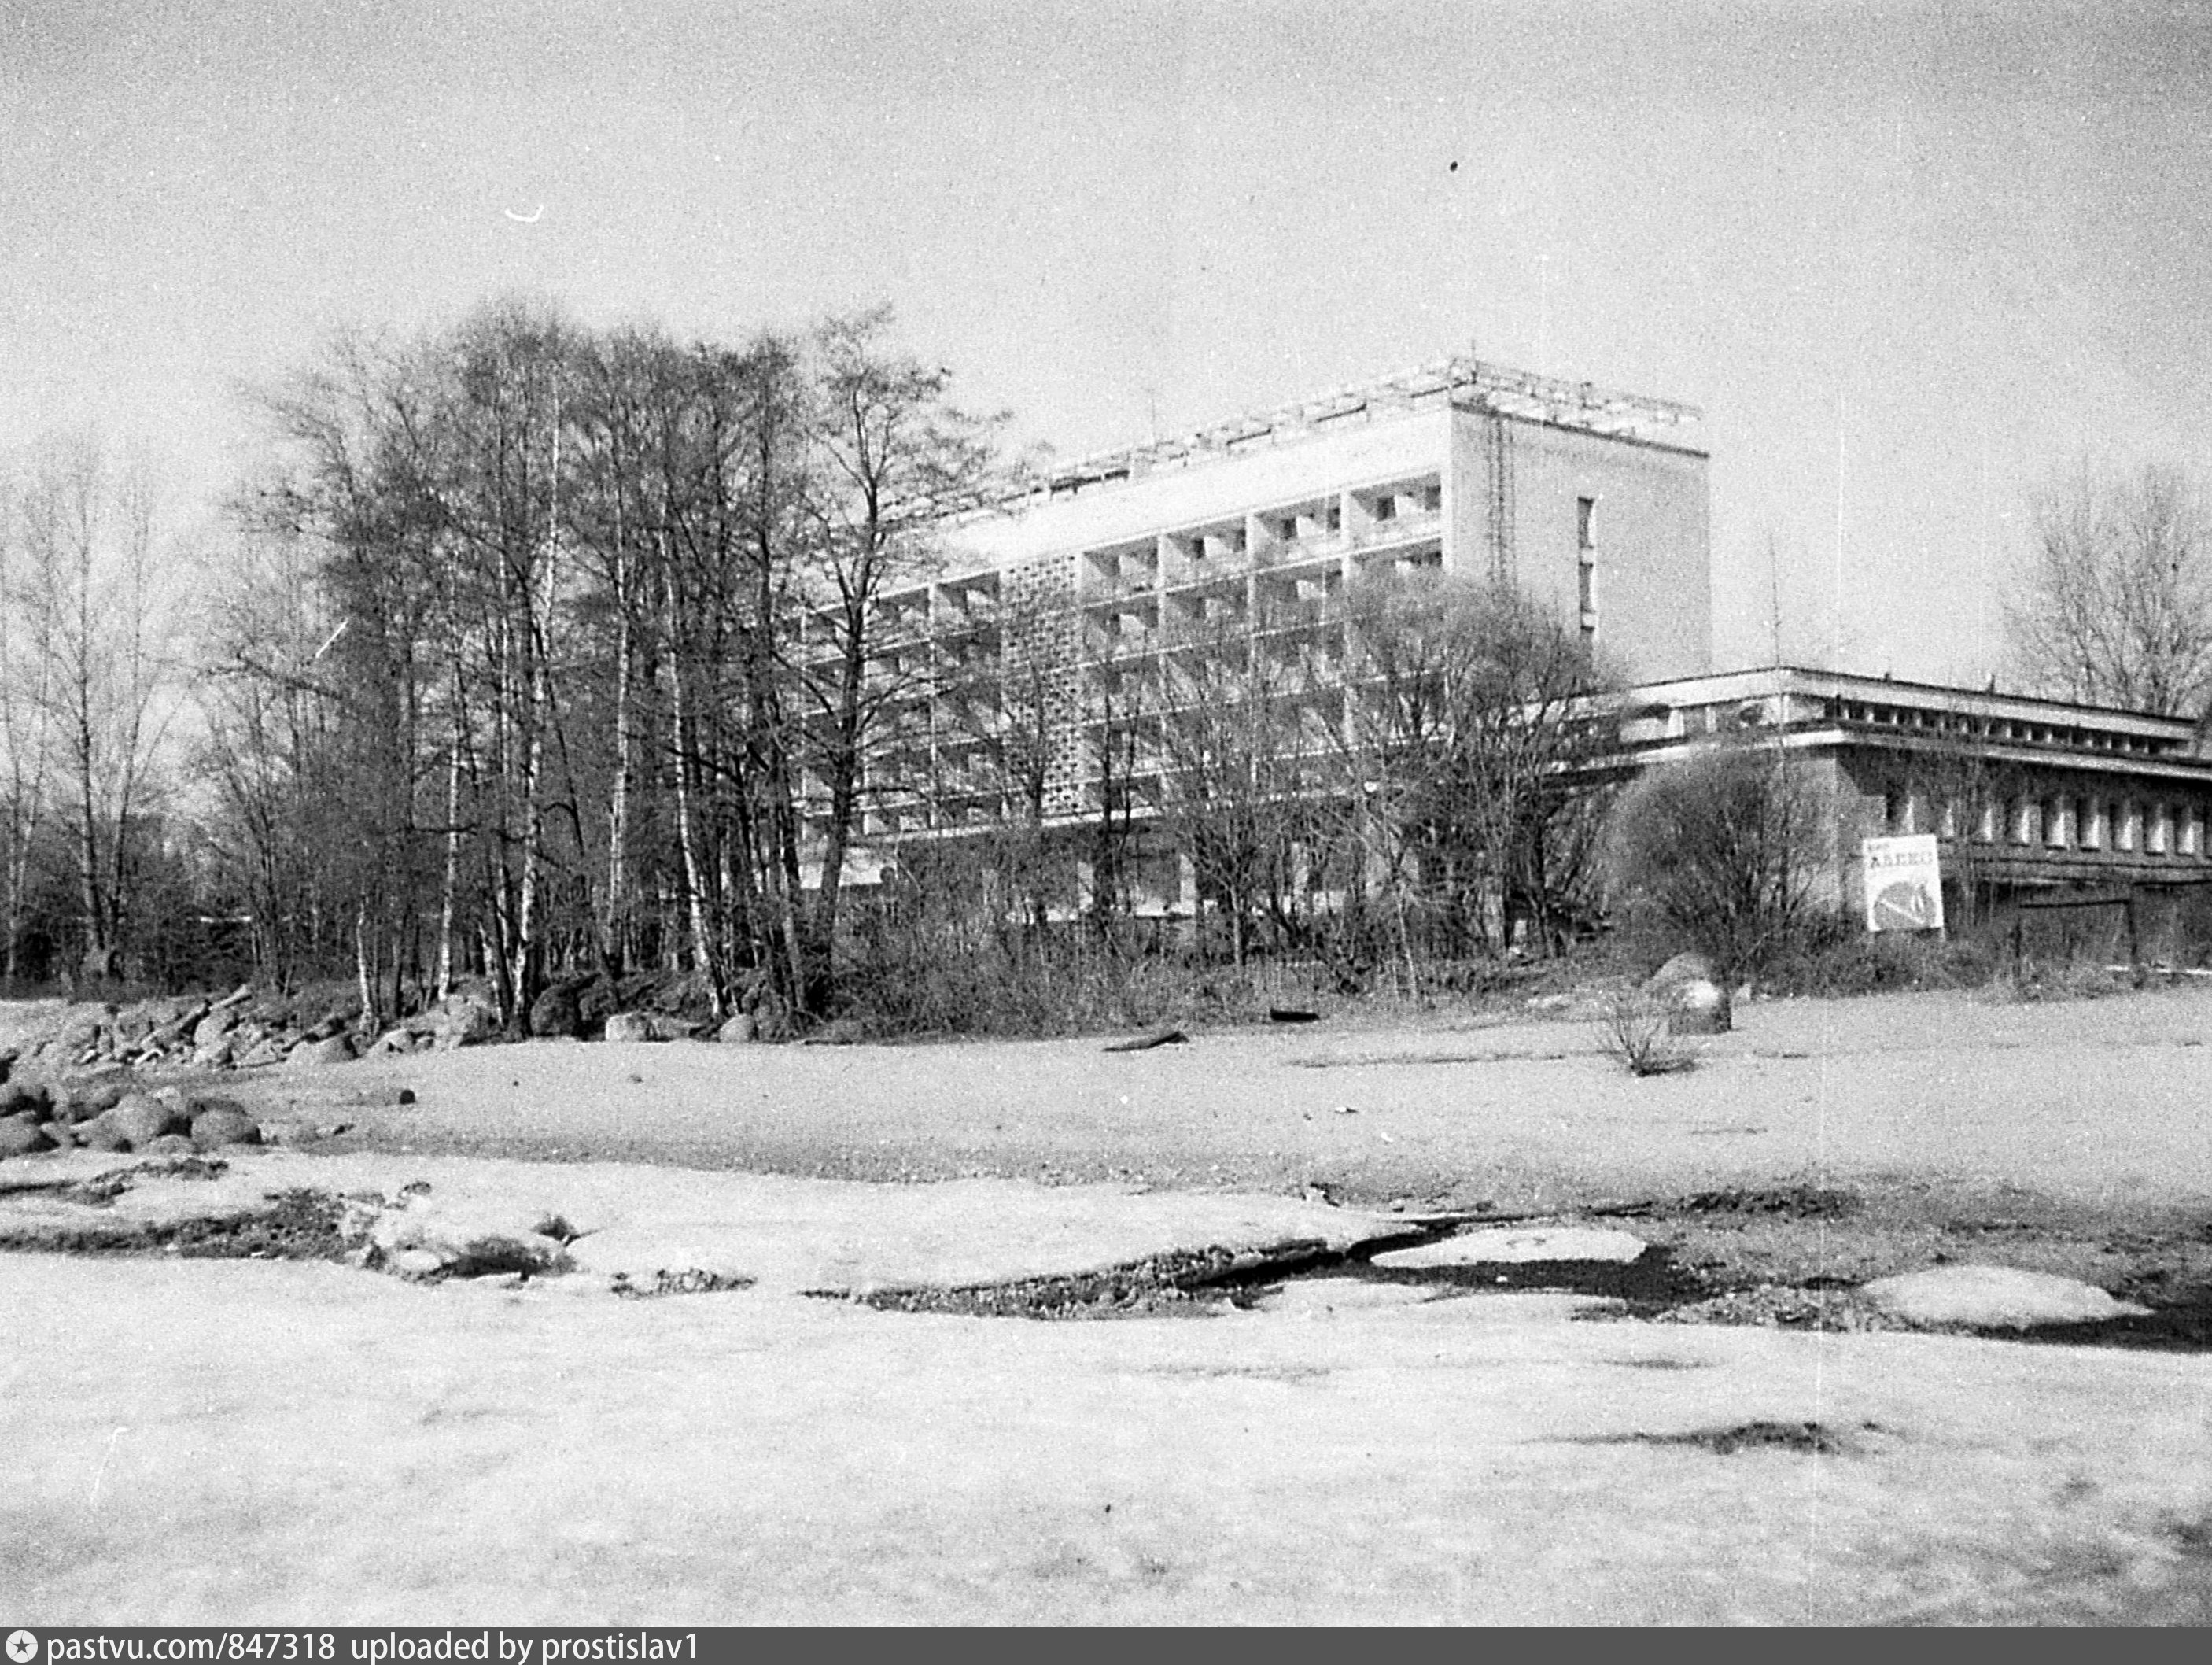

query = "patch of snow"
[1856,1264,2151,1329]
[1371,1225,1649,1269]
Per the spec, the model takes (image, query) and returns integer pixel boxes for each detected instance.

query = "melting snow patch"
[1857,1264,2151,1329]
[1371,1225,1648,1270]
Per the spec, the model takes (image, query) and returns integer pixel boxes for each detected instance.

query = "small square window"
[1576,496,1597,548]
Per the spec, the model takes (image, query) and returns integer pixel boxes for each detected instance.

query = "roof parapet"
[1024,353,1699,501]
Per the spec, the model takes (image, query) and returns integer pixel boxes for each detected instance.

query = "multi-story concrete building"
[818,353,2212,947]
[836,356,1708,843]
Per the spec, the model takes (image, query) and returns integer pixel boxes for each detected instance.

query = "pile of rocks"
[523,967,765,1045]
[0,984,382,1080]
[0,1077,265,1158]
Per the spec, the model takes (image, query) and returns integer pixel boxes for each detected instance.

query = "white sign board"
[1861,833,1945,932]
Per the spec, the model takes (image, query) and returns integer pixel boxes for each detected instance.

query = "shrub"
[1595,991,1699,1076]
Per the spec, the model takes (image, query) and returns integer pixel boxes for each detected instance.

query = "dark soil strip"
[824,1239,1340,1319]
[1102,1028,1189,1054]
[1576,1420,1864,1456]
[610,1268,757,1298]
[1292,1050,1576,1069]
[0,1187,349,1261]
[1595,1184,1860,1221]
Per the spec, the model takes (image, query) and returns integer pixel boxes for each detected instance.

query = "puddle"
[1321,1250,1706,1310]
[1966,1290,2212,1353]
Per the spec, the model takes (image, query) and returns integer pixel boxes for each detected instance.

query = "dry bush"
[1596,991,1698,1077]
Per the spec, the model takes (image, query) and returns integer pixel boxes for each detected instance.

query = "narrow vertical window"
[1576,495,1596,549]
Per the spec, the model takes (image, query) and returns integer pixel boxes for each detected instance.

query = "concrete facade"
[1606,667,2212,921]
[818,357,1709,847]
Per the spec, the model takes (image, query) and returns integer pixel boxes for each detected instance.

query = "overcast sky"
[6,0,2208,683]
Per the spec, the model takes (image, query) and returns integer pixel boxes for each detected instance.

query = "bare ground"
[5,984,2212,1623]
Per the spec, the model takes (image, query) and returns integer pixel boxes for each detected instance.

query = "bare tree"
[0,462,61,980]
[1341,574,1613,963]
[11,434,181,980]
[2007,460,2212,718]
[1154,623,1328,965]
[797,308,1001,1007]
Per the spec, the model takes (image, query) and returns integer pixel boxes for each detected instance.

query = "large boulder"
[575,978,621,1030]
[1646,951,1730,1034]
[0,1080,52,1121]
[53,1072,132,1124]
[433,997,500,1051]
[234,1035,286,1069]
[717,1012,758,1045]
[0,1113,53,1157]
[1643,951,1717,995]
[190,1103,262,1151]
[76,1117,131,1153]
[191,1008,241,1051]
[601,1011,653,1045]
[105,1092,189,1148]
[646,1013,699,1042]
[286,1033,356,1069]
[529,981,584,1039]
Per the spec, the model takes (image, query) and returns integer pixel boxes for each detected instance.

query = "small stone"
[392,1248,448,1277]
[717,1013,758,1045]
[37,1120,75,1149]
[602,1012,653,1044]
[397,1087,416,1106]
[139,1134,198,1157]
[234,1037,285,1068]
[647,1013,699,1042]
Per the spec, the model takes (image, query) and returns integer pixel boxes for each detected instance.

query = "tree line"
[6,299,2206,1032]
